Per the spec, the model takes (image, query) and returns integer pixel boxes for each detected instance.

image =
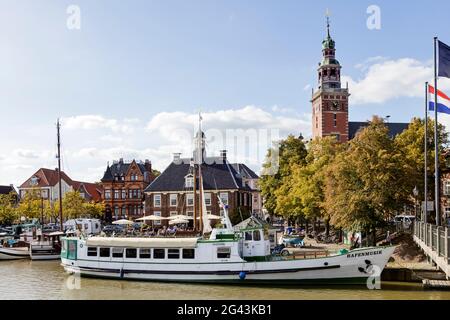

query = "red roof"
[73,181,103,202]
[20,168,74,188]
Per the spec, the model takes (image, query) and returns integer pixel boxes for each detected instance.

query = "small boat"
[0,241,30,260]
[30,231,64,260]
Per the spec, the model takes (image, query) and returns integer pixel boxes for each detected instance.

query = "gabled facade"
[18,168,103,206]
[18,168,74,204]
[144,142,261,227]
[100,158,155,221]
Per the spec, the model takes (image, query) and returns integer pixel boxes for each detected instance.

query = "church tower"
[311,17,350,142]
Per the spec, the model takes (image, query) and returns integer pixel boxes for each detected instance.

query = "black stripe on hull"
[70,264,340,276]
[0,250,29,258]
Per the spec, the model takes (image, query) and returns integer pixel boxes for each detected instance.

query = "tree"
[83,201,105,219]
[59,191,105,219]
[15,189,44,220]
[0,193,19,225]
[394,117,449,205]
[260,135,307,219]
[324,116,406,245]
[292,137,344,233]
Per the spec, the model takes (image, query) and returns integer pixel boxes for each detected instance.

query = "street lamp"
[413,186,419,219]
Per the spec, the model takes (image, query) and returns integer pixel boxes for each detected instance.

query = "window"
[154,211,161,225]
[187,211,194,217]
[444,181,450,195]
[182,249,195,259]
[121,190,126,199]
[154,194,161,207]
[170,194,177,206]
[41,189,48,199]
[139,248,151,259]
[121,206,126,216]
[204,193,211,206]
[153,249,165,259]
[445,207,450,221]
[126,248,137,258]
[105,190,111,200]
[170,211,178,217]
[185,175,194,188]
[87,247,97,257]
[168,249,180,259]
[220,193,228,206]
[114,206,119,218]
[245,232,252,241]
[99,247,110,257]
[186,194,194,206]
[244,193,248,206]
[217,247,231,259]
[112,248,123,258]
[253,230,261,241]
[114,190,119,199]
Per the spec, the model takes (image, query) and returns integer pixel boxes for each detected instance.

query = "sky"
[1,0,450,186]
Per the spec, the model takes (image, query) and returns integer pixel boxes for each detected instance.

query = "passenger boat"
[60,116,396,285]
[30,231,64,260]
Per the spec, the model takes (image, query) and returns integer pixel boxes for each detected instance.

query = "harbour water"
[1,260,450,300]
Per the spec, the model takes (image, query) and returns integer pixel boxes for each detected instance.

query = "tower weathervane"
[325,8,331,37]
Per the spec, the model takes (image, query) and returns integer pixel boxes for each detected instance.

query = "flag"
[429,84,450,115]
[439,40,450,78]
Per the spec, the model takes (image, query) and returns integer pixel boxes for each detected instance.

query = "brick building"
[100,159,155,221]
[144,132,261,227]
[311,20,409,142]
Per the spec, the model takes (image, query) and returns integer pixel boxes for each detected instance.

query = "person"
[386,231,392,245]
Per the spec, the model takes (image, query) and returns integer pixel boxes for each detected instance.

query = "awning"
[86,237,198,248]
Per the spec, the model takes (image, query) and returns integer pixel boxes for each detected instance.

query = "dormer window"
[30,176,39,186]
[185,174,194,188]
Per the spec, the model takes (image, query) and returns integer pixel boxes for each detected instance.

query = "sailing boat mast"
[192,161,197,232]
[197,113,203,233]
[57,119,63,231]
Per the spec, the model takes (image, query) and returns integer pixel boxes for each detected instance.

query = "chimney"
[119,158,124,164]
[144,159,152,172]
[220,150,227,162]
[173,153,182,164]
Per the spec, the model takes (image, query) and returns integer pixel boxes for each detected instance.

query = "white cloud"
[14,149,40,159]
[343,57,450,105]
[62,115,135,134]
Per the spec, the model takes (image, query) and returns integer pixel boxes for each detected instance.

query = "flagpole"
[434,36,440,227]
[424,81,428,224]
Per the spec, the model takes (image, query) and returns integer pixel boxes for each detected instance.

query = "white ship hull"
[61,239,395,285]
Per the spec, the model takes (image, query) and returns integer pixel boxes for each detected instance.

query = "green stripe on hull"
[74,272,369,286]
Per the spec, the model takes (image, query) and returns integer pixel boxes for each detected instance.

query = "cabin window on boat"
[112,248,124,258]
[253,230,261,241]
[126,248,137,259]
[99,247,110,257]
[217,247,231,259]
[153,248,165,259]
[87,247,98,257]
[167,249,180,259]
[245,232,252,241]
[182,249,195,259]
[139,248,151,259]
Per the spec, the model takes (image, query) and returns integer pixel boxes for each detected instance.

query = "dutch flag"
[429,84,450,115]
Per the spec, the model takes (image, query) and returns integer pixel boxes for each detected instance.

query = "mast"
[193,162,197,231]
[57,119,63,231]
[198,113,203,233]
